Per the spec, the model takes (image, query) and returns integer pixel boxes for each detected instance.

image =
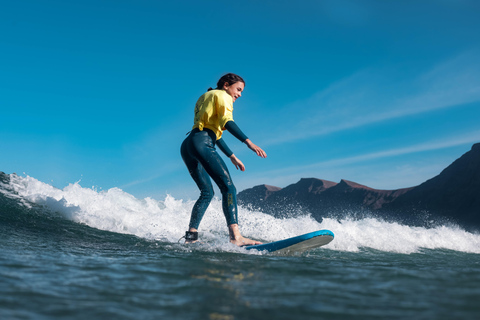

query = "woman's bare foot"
[230,236,262,246]
[228,224,262,247]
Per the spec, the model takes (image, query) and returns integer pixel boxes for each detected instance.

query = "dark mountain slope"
[238,143,480,230]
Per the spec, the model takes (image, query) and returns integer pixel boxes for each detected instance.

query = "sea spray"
[5,173,480,254]
[321,217,480,254]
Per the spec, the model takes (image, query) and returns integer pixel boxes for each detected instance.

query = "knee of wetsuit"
[200,186,215,201]
[220,183,236,197]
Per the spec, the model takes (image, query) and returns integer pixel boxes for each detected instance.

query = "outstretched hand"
[229,140,266,172]
[245,139,267,158]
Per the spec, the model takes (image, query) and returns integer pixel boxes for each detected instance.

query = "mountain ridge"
[238,143,480,230]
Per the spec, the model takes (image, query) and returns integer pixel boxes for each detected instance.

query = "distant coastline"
[238,143,480,232]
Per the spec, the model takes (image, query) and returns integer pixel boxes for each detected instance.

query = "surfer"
[181,73,266,246]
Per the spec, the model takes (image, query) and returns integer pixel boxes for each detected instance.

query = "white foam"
[7,174,480,254]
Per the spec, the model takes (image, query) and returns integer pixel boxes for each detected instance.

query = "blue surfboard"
[245,229,334,254]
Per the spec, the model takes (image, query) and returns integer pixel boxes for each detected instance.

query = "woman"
[180,73,267,246]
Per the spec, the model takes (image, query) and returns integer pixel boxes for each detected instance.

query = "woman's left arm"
[217,138,246,171]
[229,154,245,171]
[216,138,233,157]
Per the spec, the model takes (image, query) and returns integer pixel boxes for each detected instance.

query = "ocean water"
[1,174,480,320]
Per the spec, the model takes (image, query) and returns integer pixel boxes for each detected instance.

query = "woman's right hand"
[245,139,267,158]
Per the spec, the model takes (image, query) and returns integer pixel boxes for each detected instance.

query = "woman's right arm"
[244,139,267,158]
[224,121,267,158]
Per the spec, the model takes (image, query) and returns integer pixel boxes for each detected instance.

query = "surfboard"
[244,229,334,254]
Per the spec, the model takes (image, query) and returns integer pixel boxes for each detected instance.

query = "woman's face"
[223,81,244,102]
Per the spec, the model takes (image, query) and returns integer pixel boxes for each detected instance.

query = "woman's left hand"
[230,154,245,171]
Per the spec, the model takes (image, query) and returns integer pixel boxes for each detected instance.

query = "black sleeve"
[216,138,233,157]
[225,121,248,143]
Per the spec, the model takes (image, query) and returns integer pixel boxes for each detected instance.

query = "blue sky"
[1,0,479,200]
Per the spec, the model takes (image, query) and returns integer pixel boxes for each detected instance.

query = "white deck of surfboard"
[245,229,334,254]
[274,234,333,254]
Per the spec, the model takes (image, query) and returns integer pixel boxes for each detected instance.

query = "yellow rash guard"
[192,89,234,140]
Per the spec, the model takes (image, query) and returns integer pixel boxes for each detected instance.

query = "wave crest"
[2,173,479,254]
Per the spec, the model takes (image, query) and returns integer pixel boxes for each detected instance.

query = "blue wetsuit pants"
[180,128,238,229]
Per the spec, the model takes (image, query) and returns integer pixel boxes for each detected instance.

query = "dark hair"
[208,73,245,91]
